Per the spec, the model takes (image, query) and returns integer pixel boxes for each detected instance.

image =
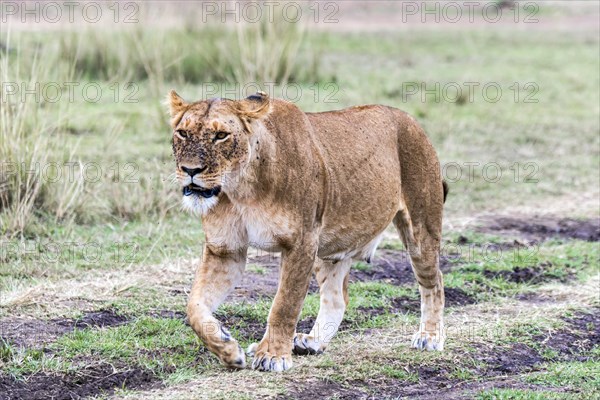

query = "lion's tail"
[442,180,449,203]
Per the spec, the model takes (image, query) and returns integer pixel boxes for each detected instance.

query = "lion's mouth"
[183,183,221,198]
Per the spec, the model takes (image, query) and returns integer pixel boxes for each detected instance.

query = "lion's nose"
[181,165,206,177]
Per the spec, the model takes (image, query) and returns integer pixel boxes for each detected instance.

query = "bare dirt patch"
[232,254,320,302]
[349,249,413,285]
[445,287,477,307]
[280,363,564,400]
[0,362,160,400]
[474,342,544,375]
[295,288,476,334]
[535,308,600,362]
[278,378,367,400]
[219,313,265,342]
[483,216,600,243]
[361,375,568,400]
[232,255,280,301]
[284,309,598,399]
[352,287,475,321]
[482,262,575,285]
[350,249,456,285]
[237,249,459,304]
[0,310,130,349]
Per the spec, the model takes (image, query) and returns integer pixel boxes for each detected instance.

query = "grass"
[0,12,319,238]
[0,1,599,399]
[441,239,598,301]
[476,389,571,400]
[526,361,600,392]
[1,316,215,380]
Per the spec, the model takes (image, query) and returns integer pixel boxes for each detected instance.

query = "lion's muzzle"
[183,183,221,198]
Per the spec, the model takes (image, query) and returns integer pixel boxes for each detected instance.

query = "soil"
[284,309,598,399]
[350,287,475,321]
[515,292,554,303]
[535,309,600,361]
[474,342,544,374]
[238,249,457,303]
[232,254,320,302]
[483,216,600,243]
[0,362,160,400]
[482,262,574,285]
[72,310,130,329]
[349,250,457,286]
[219,313,266,342]
[445,288,477,307]
[278,379,368,400]
[349,249,414,285]
[0,309,130,349]
[2,215,597,399]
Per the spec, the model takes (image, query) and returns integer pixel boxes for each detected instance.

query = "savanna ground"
[0,1,599,399]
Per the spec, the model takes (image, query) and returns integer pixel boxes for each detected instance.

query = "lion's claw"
[411,330,444,351]
[247,343,292,372]
[292,334,323,355]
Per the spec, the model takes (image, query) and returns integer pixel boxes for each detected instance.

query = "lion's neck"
[225,123,276,205]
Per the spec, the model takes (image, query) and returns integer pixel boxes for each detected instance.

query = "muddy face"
[172,100,250,214]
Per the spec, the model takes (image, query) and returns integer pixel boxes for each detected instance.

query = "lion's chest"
[238,206,294,252]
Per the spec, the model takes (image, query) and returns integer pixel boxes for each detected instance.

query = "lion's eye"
[176,130,189,139]
[215,131,229,141]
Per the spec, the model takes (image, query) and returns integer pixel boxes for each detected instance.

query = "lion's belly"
[238,198,397,260]
[316,158,402,262]
[318,231,385,263]
[317,199,398,262]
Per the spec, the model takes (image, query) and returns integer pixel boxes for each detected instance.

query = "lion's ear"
[237,91,271,120]
[166,90,188,117]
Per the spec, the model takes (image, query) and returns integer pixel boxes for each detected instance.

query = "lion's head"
[167,90,271,215]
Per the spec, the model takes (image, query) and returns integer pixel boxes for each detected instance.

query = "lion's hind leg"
[293,258,351,355]
[393,207,445,351]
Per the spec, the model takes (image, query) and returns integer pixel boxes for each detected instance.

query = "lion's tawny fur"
[168,91,447,371]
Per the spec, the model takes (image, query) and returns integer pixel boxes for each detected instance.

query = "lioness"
[168,91,448,372]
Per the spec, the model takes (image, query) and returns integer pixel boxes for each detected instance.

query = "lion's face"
[167,91,270,215]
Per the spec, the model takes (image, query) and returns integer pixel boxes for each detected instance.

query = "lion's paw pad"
[292,334,323,356]
[411,331,444,351]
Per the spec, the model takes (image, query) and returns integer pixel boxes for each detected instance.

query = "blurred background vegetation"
[0,0,598,247]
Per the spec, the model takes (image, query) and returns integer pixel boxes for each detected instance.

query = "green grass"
[3,21,599,234]
[476,389,573,400]
[1,2,599,398]
[526,361,600,392]
[442,240,598,301]
[352,261,372,272]
[246,264,268,275]
[2,316,216,380]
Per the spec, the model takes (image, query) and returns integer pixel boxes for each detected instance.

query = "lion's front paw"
[247,342,292,372]
[411,329,444,351]
[292,333,324,355]
[216,338,247,369]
